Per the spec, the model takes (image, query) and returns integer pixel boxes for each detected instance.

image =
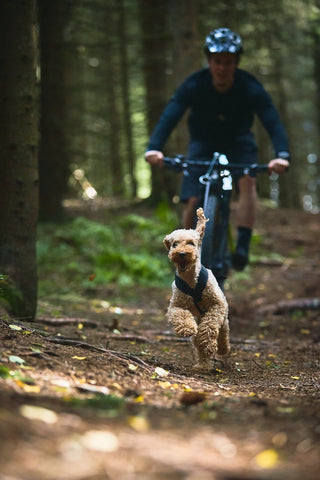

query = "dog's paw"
[168,309,198,337]
[173,321,198,337]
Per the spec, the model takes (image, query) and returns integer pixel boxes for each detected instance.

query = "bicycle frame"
[163,153,269,285]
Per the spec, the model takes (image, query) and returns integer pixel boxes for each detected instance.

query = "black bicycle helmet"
[204,28,243,55]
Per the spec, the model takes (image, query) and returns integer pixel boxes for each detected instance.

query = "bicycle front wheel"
[201,191,231,283]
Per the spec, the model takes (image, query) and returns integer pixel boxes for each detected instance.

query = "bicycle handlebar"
[163,154,269,177]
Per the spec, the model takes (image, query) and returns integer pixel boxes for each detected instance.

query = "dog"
[163,208,230,371]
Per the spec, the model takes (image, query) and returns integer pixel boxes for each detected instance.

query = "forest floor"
[0,202,319,480]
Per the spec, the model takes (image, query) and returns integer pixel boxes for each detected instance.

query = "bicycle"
[163,152,269,288]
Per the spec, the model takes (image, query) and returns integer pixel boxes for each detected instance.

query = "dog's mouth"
[178,265,187,272]
[176,257,189,272]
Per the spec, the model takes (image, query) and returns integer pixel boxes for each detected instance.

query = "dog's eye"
[187,240,195,246]
[172,241,179,248]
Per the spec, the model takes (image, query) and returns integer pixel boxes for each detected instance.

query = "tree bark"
[139,0,174,204]
[0,0,38,320]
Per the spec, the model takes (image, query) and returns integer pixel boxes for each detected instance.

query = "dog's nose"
[179,252,186,258]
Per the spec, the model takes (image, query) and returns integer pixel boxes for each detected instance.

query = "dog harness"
[175,265,208,314]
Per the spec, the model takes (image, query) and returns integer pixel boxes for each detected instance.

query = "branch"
[37,317,99,327]
[107,334,154,344]
[257,297,320,315]
[45,336,151,370]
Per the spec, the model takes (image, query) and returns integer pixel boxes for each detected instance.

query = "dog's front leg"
[167,306,198,337]
[194,311,221,359]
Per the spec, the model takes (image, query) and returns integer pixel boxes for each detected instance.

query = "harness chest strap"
[175,265,208,314]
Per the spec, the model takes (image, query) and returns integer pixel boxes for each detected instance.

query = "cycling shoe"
[232,248,249,271]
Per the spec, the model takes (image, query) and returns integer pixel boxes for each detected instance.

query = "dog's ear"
[163,234,172,251]
[195,207,208,240]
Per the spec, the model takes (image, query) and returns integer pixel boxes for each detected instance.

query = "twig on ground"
[45,336,151,370]
[107,334,154,344]
[37,317,99,327]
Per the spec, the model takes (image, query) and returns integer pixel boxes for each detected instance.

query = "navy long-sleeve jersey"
[147,67,290,162]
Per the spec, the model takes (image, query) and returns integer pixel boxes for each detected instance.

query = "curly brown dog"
[163,208,230,371]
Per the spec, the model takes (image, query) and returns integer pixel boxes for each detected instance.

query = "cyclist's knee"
[188,196,200,208]
[183,196,199,229]
[238,175,257,201]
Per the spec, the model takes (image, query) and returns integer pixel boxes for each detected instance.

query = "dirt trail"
[0,205,319,480]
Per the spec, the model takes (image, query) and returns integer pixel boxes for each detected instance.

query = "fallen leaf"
[72,356,87,360]
[276,406,295,413]
[81,430,119,452]
[20,405,58,424]
[76,384,110,395]
[111,382,122,391]
[9,355,25,365]
[253,449,278,468]
[154,367,168,377]
[9,325,22,331]
[128,364,138,371]
[158,381,172,389]
[127,416,149,432]
[134,395,144,403]
[15,380,40,393]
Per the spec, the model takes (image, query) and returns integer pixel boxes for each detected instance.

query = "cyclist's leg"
[232,174,257,270]
[183,196,200,229]
[180,166,205,229]
[236,174,257,228]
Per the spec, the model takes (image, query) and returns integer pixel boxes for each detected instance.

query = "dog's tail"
[195,208,208,239]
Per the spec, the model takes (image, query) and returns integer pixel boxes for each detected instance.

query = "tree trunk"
[139,0,173,204]
[118,0,137,198]
[38,0,73,220]
[166,0,199,155]
[0,0,38,320]
[312,10,320,208]
[106,1,124,196]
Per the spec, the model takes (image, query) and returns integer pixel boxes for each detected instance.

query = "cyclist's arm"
[146,76,195,159]
[268,158,289,174]
[250,79,290,162]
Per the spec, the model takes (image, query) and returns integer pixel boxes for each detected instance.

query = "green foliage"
[0,274,23,315]
[66,393,125,417]
[37,208,177,297]
[0,365,33,384]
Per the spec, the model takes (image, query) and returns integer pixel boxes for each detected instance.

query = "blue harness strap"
[175,265,208,314]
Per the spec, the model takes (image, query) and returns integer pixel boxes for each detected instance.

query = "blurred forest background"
[0,0,319,319]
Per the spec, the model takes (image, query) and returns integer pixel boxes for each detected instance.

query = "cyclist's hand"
[145,150,164,167]
[268,158,289,174]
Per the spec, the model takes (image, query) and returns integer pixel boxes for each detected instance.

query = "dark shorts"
[180,145,258,202]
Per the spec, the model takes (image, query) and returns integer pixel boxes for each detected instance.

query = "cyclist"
[145,28,290,271]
